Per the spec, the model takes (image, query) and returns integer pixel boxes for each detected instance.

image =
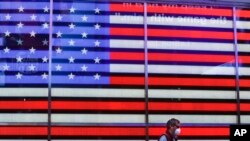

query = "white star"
[29,47,36,54]
[30,14,37,21]
[94,8,100,14]
[57,15,63,21]
[68,73,75,80]
[56,31,62,37]
[82,32,88,38]
[16,56,23,62]
[16,72,23,79]
[43,22,49,29]
[17,39,23,45]
[69,39,75,46]
[81,15,88,21]
[94,73,101,80]
[43,39,49,46]
[4,47,10,53]
[30,31,36,37]
[68,56,75,63]
[81,65,88,71]
[43,6,49,12]
[81,48,88,55]
[94,23,101,30]
[5,14,11,20]
[94,57,101,64]
[42,56,48,63]
[18,6,24,12]
[55,64,62,71]
[5,30,11,37]
[70,7,76,13]
[69,23,75,29]
[56,48,62,54]
[41,73,48,79]
[2,64,10,71]
[17,22,24,28]
[28,64,36,71]
[94,40,100,47]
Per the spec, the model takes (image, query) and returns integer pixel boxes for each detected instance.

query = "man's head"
[166,118,181,138]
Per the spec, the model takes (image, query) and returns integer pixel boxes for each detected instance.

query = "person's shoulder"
[159,134,167,141]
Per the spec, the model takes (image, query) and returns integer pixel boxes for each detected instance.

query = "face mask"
[175,128,181,135]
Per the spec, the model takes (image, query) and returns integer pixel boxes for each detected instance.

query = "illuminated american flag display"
[0,1,250,141]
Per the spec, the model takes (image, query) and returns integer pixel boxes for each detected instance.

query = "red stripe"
[0,101,48,110]
[111,76,145,85]
[111,52,235,63]
[111,76,237,87]
[237,9,250,18]
[237,32,250,41]
[148,77,236,87]
[239,56,250,64]
[110,3,144,13]
[110,27,144,36]
[239,79,250,88]
[241,103,250,112]
[52,101,145,111]
[0,126,47,136]
[148,53,235,63]
[110,28,234,40]
[110,52,250,64]
[147,5,232,17]
[111,52,144,61]
[148,29,234,40]
[51,126,145,136]
[149,126,229,137]
[149,102,237,112]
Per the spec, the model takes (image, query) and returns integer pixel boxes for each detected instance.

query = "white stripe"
[0,88,48,97]
[240,91,250,100]
[52,114,144,123]
[149,89,236,99]
[148,41,234,52]
[110,39,144,49]
[0,114,47,123]
[148,16,232,28]
[237,21,250,29]
[110,15,143,25]
[110,64,144,73]
[238,44,250,53]
[149,115,237,124]
[149,65,235,75]
[239,67,250,76]
[241,115,250,124]
[52,88,144,98]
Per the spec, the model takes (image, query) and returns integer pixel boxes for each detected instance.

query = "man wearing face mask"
[158,118,181,141]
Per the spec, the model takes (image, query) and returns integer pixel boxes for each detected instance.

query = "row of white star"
[14,72,101,80]
[3,22,100,37]
[4,14,89,22]
[11,56,101,64]
[56,40,101,47]
[1,47,41,54]
[56,31,88,38]
[1,64,90,72]
[13,6,101,14]
[2,48,89,58]
[2,64,91,71]
[9,22,50,29]
[12,22,100,30]
[4,30,47,37]
[0,39,48,46]
[1,47,89,55]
